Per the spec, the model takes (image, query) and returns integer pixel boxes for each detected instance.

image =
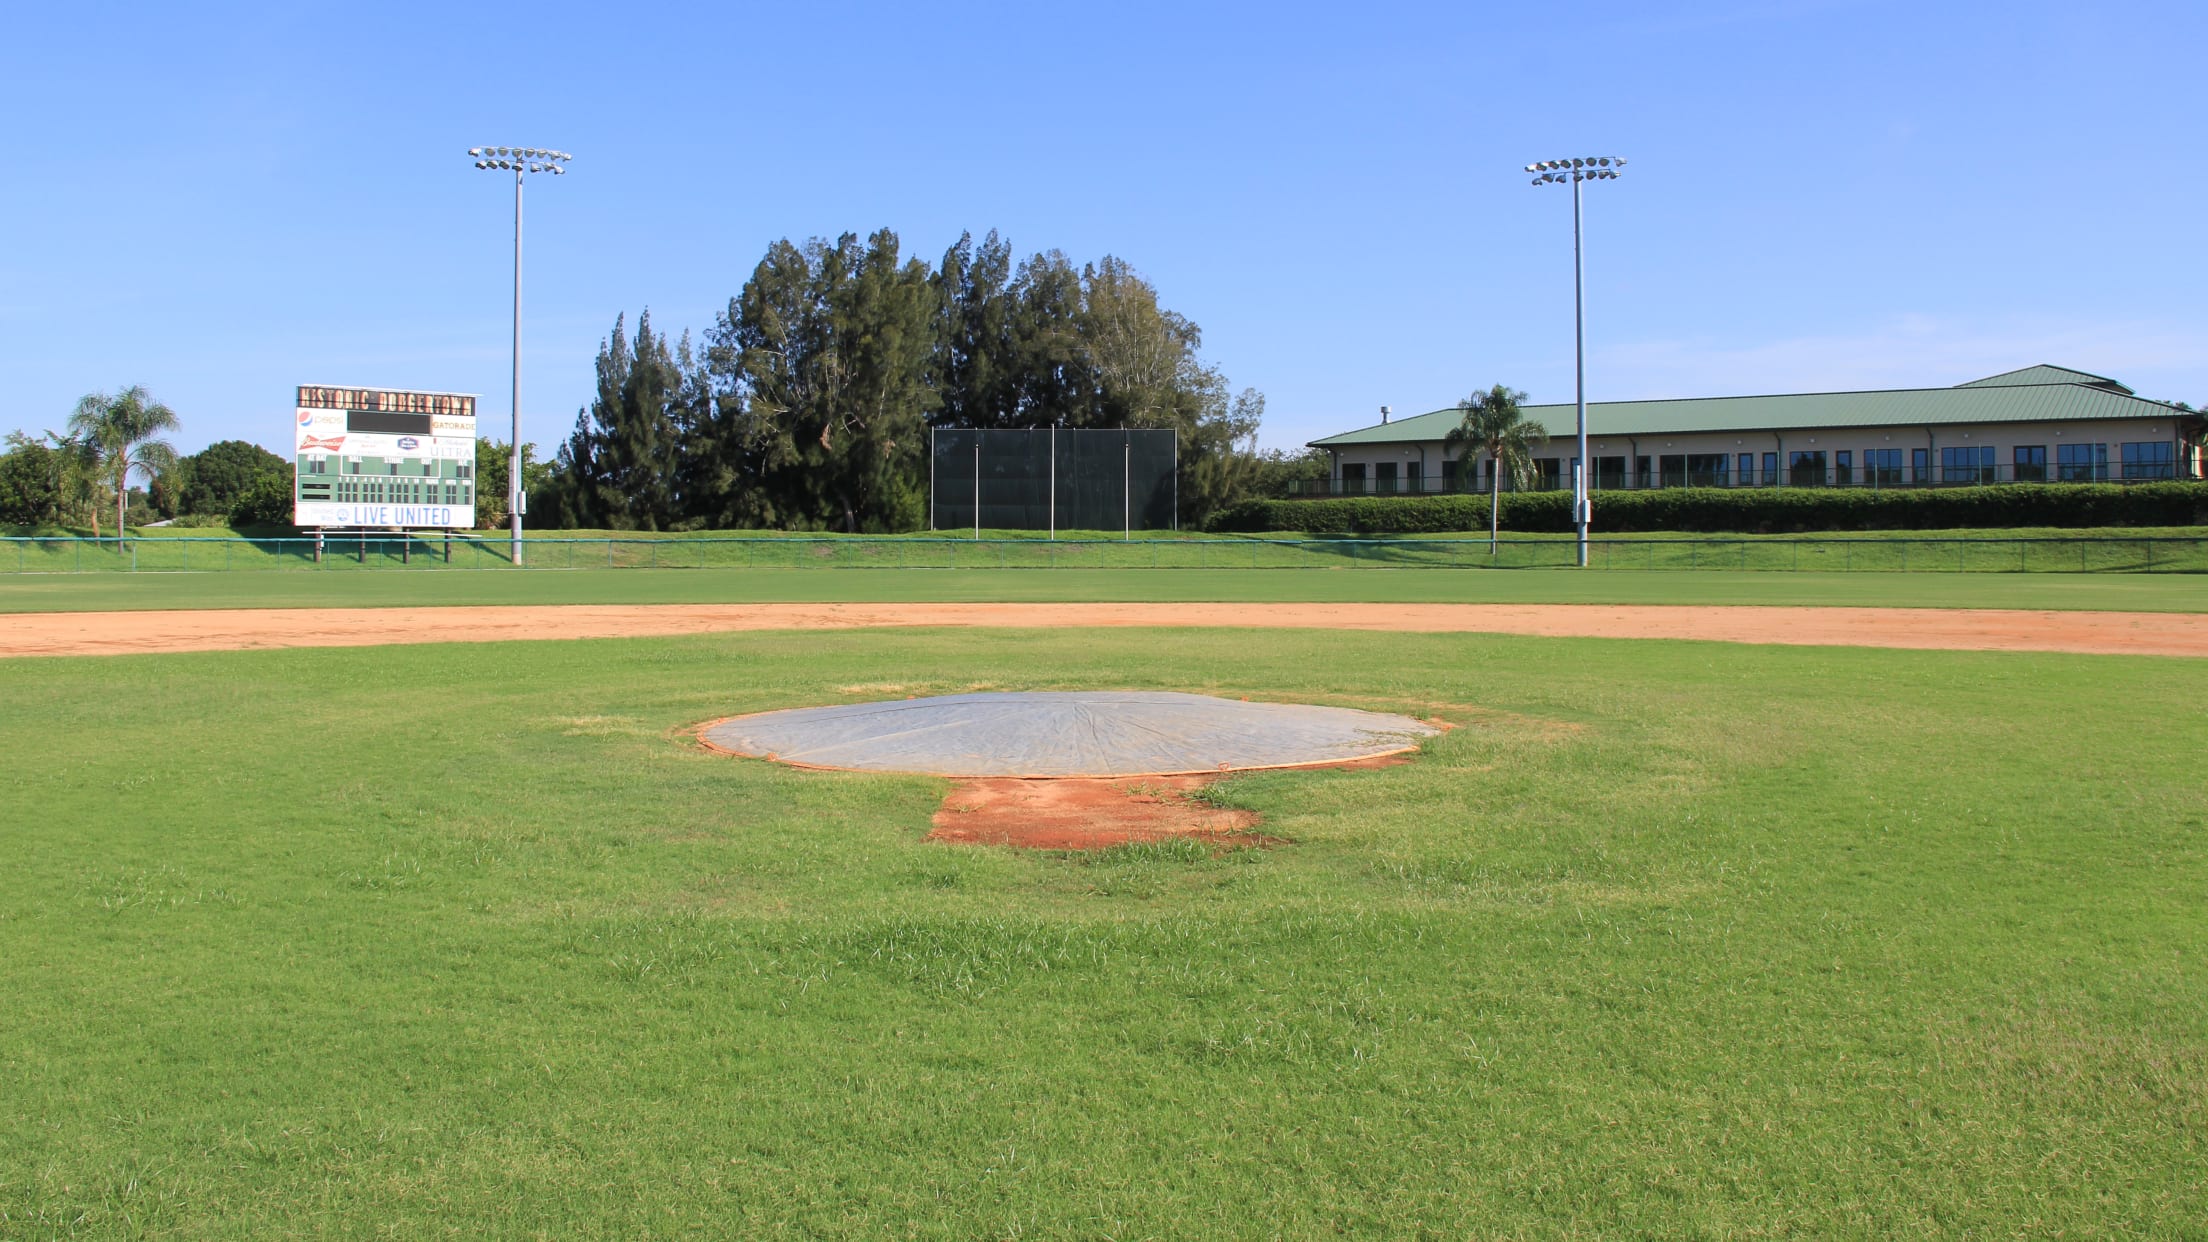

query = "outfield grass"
[5,564,2207,615]
[3,628,2204,1234]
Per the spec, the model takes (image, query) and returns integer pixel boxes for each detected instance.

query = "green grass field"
[7,524,2208,578]
[7,565,2208,615]
[4,627,2204,1235]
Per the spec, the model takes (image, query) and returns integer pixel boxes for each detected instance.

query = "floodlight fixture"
[465,144,574,565]
[1523,153,1629,567]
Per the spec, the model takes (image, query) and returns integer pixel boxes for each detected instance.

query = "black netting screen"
[931,428,1176,532]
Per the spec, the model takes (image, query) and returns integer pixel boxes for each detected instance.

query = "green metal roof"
[1310,367,2186,448]
[1953,364,2132,394]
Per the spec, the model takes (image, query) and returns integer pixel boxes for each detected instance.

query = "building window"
[2121,441,2175,480]
[2014,445,2047,482]
[1634,456,1651,488]
[1375,461,1398,494]
[2057,443,2107,482]
[1441,458,1461,491]
[1941,445,1995,483]
[1761,452,1778,485]
[1834,450,1852,485]
[1340,462,1366,493]
[1911,447,1928,482]
[1595,456,1626,489]
[1736,453,1754,486]
[1679,454,1723,487]
[1533,458,1562,490]
[1866,449,1903,487]
[1789,450,1827,487]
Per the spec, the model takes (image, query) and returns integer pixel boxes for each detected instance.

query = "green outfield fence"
[4,533,2207,574]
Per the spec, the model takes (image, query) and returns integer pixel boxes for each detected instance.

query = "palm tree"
[1443,385,1548,554]
[68,387,181,540]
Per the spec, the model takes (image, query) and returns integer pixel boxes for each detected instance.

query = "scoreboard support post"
[313,528,324,565]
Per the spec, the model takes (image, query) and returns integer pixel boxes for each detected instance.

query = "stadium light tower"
[468,146,571,565]
[1526,156,1624,568]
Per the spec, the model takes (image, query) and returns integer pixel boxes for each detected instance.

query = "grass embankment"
[6,524,2208,578]
[6,566,2208,615]
[3,628,2205,1233]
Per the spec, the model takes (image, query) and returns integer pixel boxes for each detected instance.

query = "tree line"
[544,228,1290,532]
[0,388,298,532]
[2,227,1325,535]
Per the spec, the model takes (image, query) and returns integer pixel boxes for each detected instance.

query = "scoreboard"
[293,385,478,529]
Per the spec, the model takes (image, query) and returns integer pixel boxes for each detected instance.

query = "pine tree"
[559,312,688,529]
[932,230,1017,428]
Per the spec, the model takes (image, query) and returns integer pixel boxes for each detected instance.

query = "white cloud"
[1600,314,2208,402]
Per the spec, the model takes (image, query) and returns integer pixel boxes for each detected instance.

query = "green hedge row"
[1206,482,2208,534]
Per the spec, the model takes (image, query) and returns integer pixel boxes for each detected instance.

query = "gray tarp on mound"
[701,691,1441,777]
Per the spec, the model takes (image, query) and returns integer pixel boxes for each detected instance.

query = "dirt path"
[3,601,2206,658]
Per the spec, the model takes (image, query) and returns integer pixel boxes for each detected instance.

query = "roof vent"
[1380,405,1392,425]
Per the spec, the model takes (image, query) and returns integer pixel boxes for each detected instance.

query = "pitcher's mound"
[698,690,1439,778]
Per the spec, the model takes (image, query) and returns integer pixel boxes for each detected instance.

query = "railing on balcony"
[1289,461,2202,497]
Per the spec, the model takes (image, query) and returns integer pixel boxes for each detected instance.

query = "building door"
[1866,449,1902,487]
[1594,456,1626,489]
[1341,462,1366,493]
[1659,454,1686,487]
[1789,450,1827,486]
[1375,461,1399,494]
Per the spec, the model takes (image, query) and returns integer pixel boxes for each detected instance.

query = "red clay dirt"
[4,601,2208,658]
[926,775,1272,850]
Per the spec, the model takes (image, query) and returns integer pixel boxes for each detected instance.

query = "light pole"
[1526,155,1624,568]
[469,145,570,566]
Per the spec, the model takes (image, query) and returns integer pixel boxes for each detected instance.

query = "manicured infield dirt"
[4,599,2207,658]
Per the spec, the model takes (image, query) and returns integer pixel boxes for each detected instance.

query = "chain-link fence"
[5,533,2206,574]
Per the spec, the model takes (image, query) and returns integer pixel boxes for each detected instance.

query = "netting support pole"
[1049,425,1056,542]
[1123,436,1131,542]
[973,439,979,541]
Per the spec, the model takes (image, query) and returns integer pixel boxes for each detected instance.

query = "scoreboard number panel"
[293,386,479,529]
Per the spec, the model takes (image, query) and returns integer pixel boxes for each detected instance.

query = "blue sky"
[3,0,2201,458]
